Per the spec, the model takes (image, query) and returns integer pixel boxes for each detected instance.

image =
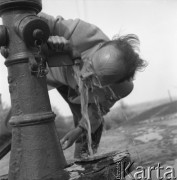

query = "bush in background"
[104,101,136,131]
[52,106,74,139]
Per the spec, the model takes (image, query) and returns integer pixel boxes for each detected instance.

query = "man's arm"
[57,86,103,149]
[38,12,110,91]
[38,12,109,54]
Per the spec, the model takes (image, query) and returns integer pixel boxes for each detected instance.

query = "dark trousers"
[57,85,103,155]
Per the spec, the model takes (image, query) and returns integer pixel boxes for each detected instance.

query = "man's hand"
[60,127,83,150]
[47,36,70,52]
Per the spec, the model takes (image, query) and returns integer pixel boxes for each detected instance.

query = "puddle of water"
[138,127,147,131]
[135,132,163,143]
[147,128,154,133]
[173,137,177,144]
[162,119,177,126]
[172,130,177,134]
[134,127,164,137]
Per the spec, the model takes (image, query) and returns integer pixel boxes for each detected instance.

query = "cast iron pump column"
[0,0,67,179]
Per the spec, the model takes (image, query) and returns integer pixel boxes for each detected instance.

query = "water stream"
[73,60,118,156]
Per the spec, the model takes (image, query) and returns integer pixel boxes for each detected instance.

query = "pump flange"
[0,0,42,15]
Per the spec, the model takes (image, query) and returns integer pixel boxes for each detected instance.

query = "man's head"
[91,34,146,86]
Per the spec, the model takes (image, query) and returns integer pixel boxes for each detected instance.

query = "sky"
[0,0,177,116]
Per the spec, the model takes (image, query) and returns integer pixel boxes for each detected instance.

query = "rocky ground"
[66,101,177,179]
[0,100,177,179]
[60,110,177,180]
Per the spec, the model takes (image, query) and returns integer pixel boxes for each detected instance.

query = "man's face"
[91,44,127,86]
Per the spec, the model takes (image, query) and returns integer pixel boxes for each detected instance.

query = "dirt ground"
[1,112,177,179]
[64,112,177,165]
[99,113,177,179]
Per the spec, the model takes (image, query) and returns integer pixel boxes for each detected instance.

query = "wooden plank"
[0,150,133,180]
[0,139,11,161]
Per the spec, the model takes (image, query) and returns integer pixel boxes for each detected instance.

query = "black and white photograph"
[0,0,177,179]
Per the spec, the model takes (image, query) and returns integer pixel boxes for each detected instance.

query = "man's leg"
[56,86,103,158]
[74,122,103,158]
[91,121,103,154]
[57,86,86,158]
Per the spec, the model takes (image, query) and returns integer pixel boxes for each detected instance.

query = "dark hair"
[101,34,147,82]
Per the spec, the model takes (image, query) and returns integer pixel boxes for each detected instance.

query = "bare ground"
[0,102,177,179]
